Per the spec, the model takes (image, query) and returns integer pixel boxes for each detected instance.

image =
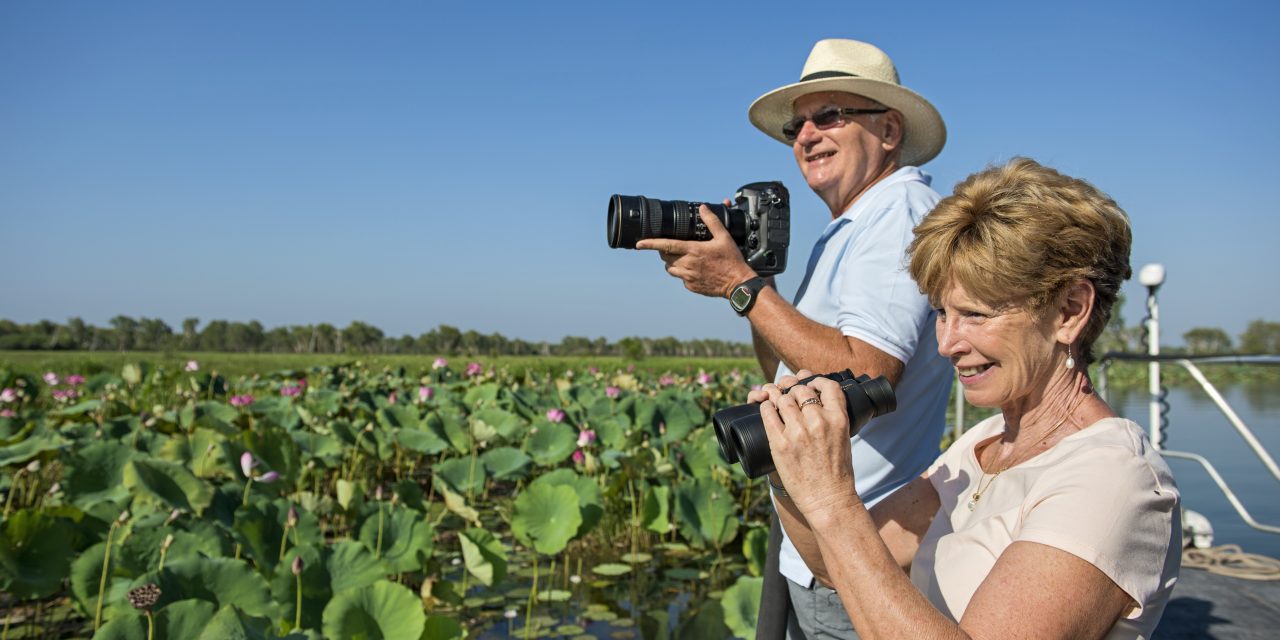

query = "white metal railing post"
[953,370,965,442]
[1139,263,1166,449]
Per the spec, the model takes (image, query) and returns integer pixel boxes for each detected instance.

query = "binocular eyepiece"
[711,370,896,478]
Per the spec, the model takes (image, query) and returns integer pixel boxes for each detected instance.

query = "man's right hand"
[635,205,757,299]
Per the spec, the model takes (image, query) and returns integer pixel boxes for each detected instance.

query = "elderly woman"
[755,158,1180,639]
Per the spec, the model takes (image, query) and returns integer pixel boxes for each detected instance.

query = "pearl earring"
[1065,344,1075,370]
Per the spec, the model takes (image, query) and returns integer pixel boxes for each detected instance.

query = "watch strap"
[730,277,768,316]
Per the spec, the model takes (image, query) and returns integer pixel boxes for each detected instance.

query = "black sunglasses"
[782,107,890,142]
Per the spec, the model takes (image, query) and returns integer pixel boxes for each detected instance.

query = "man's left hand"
[635,205,758,298]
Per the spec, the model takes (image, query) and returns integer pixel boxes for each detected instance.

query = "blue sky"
[2,1,1277,346]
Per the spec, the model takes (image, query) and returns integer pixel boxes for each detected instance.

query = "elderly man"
[637,39,953,638]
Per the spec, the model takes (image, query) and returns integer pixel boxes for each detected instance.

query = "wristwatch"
[729,277,768,316]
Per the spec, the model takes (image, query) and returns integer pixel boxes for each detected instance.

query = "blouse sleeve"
[1015,444,1180,610]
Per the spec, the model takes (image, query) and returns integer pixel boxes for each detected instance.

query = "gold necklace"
[966,408,1081,512]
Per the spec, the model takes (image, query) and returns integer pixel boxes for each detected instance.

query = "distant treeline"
[0,316,755,359]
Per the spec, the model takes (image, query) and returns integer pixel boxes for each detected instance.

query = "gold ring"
[799,397,822,408]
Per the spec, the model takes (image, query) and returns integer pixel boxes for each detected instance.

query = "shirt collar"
[822,166,933,235]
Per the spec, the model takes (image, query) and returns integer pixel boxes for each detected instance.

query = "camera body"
[712,370,897,478]
[607,181,790,277]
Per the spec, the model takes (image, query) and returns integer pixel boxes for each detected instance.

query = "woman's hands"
[751,370,862,526]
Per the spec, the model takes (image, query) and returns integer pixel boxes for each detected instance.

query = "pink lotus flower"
[52,388,80,401]
[280,384,302,397]
[419,386,434,401]
[43,372,59,386]
[66,374,85,386]
[577,429,597,447]
[697,373,712,386]
[185,360,200,372]
[605,386,620,399]
[572,449,585,464]
[0,388,15,403]
[465,362,483,377]
[432,357,448,370]
[230,394,254,407]
[0,409,14,418]
[240,452,257,477]
[588,367,599,375]
[256,471,279,484]
[546,408,566,423]
[659,375,675,386]
[387,391,397,405]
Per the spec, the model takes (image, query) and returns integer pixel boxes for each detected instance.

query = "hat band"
[800,70,858,82]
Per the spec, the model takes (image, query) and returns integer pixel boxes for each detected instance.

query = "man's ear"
[881,110,905,151]
[1056,279,1096,345]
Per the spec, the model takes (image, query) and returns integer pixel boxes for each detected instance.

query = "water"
[1108,381,1280,558]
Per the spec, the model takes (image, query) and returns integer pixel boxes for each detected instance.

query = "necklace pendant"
[967,494,979,511]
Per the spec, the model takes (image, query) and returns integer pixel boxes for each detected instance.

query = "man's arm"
[746,285,905,385]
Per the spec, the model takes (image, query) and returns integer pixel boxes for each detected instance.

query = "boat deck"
[1156,567,1280,638]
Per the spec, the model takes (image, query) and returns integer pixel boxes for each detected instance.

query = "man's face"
[790,91,900,212]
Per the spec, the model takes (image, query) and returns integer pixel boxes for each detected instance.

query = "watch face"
[731,286,751,311]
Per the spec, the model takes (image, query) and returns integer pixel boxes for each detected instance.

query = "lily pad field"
[0,356,775,639]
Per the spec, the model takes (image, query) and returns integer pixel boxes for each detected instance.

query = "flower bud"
[291,555,305,576]
[287,505,299,527]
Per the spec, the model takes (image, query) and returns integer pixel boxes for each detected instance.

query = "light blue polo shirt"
[774,166,953,587]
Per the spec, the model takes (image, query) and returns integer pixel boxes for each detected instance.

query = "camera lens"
[606,194,741,249]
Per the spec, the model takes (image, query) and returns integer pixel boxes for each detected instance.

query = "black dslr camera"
[712,370,897,478]
[607,181,790,277]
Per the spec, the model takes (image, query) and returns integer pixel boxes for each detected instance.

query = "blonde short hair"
[907,158,1132,364]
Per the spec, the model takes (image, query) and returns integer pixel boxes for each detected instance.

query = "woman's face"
[934,281,1062,410]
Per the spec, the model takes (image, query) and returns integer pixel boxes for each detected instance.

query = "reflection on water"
[1106,382,1280,558]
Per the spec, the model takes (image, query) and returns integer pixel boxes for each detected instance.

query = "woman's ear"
[1057,279,1096,345]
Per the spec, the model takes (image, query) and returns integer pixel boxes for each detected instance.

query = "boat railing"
[1097,352,1280,536]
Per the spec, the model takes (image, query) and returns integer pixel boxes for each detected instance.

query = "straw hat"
[748,39,946,167]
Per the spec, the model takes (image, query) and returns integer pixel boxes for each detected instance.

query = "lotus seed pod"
[291,555,305,576]
[127,584,161,611]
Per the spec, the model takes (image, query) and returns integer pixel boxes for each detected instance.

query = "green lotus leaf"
[480,446,531,480]
[52,398,104,417]
[291,430,345,467]
[620,552,652,564]
[0,509,75,598]
[195,604,275,640]
[656,393,702,444]
[326,540,386,594]
[433,456,486,495]
[527,421,576,467]
[304,388,342,417]
[131,556,278,619]
[377,404,421,431]
[742,527,768,578]
[528,468,603,535]
[322,580,426,640]
[642,484,671,534]
[336,479,364,513]
[123,458,214,515]
[119,526,222,576]
[395,423,449,456]
[232,502,289,576]
[243,423,303,486]
[471,407,522,440]
[463,382,501,407]
[593,415,629,450]
[437,484,480,524]
[63,441,135,509]
[676,427,729,479]
[591,563,631,576]
[674,478,738,550]
[511,483,582,555]
[0,425,67,467]
[721,575,764,639]
[459,527,507,587]
[155,428,231,479]
[675,598,731,640]
[422,615,465,640]
[358,505,434,574]
[537,589,572,602]
[427,410,471,454]
[249,396,300,430]
[94,599,217,640]
[186,401,240,435]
